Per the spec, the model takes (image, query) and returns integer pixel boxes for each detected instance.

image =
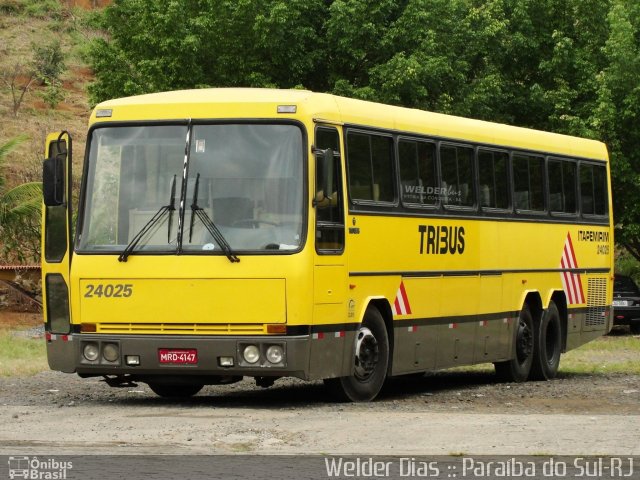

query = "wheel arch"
[361,297,394,375]
[521,291,543,323]
[549,290,569,352]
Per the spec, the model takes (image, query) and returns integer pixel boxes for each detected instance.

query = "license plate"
[613,300,631,307]
[158,349,198,364]
[613,300,630,307]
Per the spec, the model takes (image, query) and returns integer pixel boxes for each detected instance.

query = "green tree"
[32,39,66,85]
[86,0,330,103]
[0,135,42,264]
[85,0,640,259]
[593,0,640,261]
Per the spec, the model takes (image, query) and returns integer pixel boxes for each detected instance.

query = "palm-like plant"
[0,134,42,228]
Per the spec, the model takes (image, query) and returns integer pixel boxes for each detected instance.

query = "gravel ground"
[1,368,639,456]
[1,368,639,415]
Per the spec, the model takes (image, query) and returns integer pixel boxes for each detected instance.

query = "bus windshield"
[77,123,305,255]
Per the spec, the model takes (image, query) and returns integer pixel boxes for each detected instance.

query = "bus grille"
[94,323,268,335]
[585,277,607,327]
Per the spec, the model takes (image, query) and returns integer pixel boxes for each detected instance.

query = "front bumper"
[46,333,311,380]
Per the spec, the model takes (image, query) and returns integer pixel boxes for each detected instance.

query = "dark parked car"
[613,274,640,334]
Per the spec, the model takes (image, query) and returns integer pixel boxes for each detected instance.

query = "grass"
[559,334,640,375]
[0,4,95,187]
[0,327,47,376]
[443,332,640,376]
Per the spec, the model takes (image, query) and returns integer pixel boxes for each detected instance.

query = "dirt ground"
[1,310,639,455]
[0,311,41,329]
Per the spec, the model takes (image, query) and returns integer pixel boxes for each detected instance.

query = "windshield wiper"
[118,175,177,262]
[189,173,240,263]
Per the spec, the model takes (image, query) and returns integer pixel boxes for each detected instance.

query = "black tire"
[147,382,203,398]
[630,323,640,335]
[529,301,562,380]
[325,306,389,402]
[494,304,534,382]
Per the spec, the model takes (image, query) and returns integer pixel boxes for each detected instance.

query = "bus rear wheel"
[529,300,562,380]
[494,304,534,382]
[147,382,203,398]
[325,306,389,402]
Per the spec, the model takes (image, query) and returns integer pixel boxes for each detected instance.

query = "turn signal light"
[267,324,286,334]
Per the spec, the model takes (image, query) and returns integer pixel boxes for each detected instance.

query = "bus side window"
[580,163,608,217]
[440,144,475,208]
[346,131,395,203]
[548,158,577,214]
[513,153,545,212]
[315,127,344,253]
[399,139,437,206]
[478,149,509,210]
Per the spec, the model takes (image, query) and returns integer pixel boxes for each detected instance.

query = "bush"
[31,39,66,85]
[39,77,64,108]
[0,0,24,15]
[615,248,640,284]
[23,0,63,19]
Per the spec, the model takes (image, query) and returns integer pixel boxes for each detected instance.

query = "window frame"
[75,119,309,256]
[397,135,439,211]
[579,161,609,219]
[547,156,579,218]
[338,122,608,226]
[511,151,547,215]
[345,128,398,207]
[477,147,512,213]
[314,125,345,255]
[439,141,477,212]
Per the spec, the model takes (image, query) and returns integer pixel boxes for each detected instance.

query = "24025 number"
[84,284,133,298]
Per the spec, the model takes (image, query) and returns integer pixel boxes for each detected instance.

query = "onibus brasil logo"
[8,456,73,479]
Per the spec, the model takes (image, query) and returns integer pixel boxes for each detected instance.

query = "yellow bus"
[42,89,613,401]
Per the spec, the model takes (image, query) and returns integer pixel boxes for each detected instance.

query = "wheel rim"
[354,326,379,381]
[516,318,533,364]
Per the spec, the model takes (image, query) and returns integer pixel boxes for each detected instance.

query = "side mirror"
[316,148,334,203]
[43,138,67,207]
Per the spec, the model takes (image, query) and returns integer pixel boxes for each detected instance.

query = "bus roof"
[92,88,608,161]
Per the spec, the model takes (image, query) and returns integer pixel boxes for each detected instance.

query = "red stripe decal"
[392,281,413,316]
[560,233,585,305]
[399,282,412,315]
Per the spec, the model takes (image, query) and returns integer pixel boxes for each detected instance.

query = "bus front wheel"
[529,300,562,380]
[494,304,534,382]
[325,306,389,402]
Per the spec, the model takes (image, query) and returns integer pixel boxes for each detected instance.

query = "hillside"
[0,2,99,191]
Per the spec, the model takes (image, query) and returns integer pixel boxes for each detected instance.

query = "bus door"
[310,125,348,379]
[42,132,75,372]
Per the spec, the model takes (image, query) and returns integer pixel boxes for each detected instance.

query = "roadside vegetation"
[451,330,640,377]
[615,248,640,284]
[0,329,46,376]
[0,135,42,263]
[0,0,95,265]
[560,331,640,375]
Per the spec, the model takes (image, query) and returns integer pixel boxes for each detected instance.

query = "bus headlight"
[83,343,99,362]
[243,345,260,364]
[266,345,284,364]
[102,343,120,362]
